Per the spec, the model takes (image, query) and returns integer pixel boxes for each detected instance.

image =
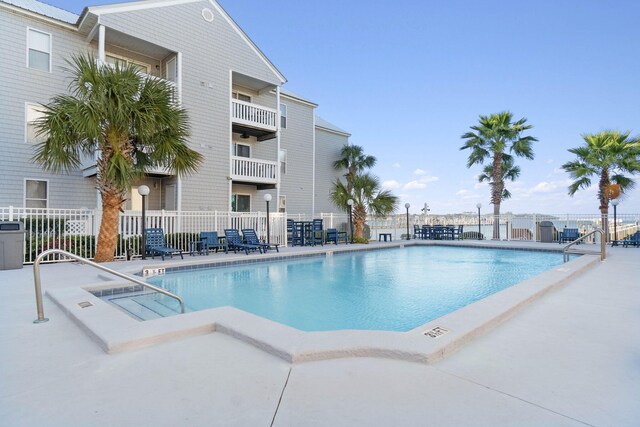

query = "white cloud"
[382,180,401,190]
[546,158,554,164]
[404,180,427,190]
[474,182,488,189]
[413,168,426,175]
[419,175,439,184]
[392,162,401,168]
[455,189,470,196]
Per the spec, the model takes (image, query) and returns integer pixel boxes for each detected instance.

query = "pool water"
[147,246,568,332]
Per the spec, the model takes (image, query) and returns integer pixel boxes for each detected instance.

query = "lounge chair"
[223,228,262,255]
[145,228,184,260]
[559,228,581,244]
[242,228,279,253]
[326,228,347,245]
[622,231,640,248]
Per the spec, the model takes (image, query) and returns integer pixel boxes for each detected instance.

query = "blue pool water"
[146,246,568,332]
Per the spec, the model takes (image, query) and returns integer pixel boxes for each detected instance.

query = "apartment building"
[0,0,350,215]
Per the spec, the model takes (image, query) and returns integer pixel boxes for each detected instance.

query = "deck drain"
[424,326,449,338]
[78,301,94,308]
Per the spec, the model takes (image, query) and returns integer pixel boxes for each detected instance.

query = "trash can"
[539,221,554,243]
[0,221,25,270]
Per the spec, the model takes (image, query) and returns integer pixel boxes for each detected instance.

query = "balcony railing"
[231,99,277,132]
[80,150,174,177]
[231,156,277,184]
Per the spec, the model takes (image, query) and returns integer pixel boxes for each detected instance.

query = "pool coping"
[46,241,599,364]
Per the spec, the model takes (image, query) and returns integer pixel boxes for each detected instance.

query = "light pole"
[264,193,272,244]
[612,199,619,246]
[405,203,411,240]
[476,203,482,240]
[347,199,354,244]
[138,185,150,260]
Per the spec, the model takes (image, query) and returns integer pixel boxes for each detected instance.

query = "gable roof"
[2,0,286,84]
[1,0,78,24]
[315,116,351,137]
[81,0,286,84]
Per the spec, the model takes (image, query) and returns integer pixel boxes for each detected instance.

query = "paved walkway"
[0,244,638,426]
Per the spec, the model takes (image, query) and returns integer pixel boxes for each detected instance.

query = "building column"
[98,25,106,63]
[276,86,281,207]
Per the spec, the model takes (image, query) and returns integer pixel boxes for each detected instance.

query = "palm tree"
[460,111,536,239]
[562,130,640,239]
[333,145,376,194]
[331,174,398,240]
[33,55,202,262]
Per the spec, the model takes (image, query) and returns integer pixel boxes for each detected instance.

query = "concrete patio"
[1,242,638,426]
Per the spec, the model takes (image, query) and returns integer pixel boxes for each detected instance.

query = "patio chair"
[311,219,324,246]
[287,219,294,245]
[145,228,184,261]
[454,225,464,240]
[413,224,423,240]
[291,221,304,246]
[242,228,279,253]
[223,229,262,255]
[201,231,224,253]
[559,228,581,244]
[326,228,348,245]
[622,231,640,248]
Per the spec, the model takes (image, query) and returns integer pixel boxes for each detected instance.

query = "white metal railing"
[231,156,278,183]
[2,207,639,264]
[231,99,277,131]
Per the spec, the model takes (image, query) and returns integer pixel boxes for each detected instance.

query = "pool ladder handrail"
[562,228,606,263]
[33,249,185,324]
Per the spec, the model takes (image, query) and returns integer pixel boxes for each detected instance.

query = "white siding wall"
[314,128,348,214]
[0,11,97,208]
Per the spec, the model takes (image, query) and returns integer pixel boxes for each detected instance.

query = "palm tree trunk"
[353,205,367,240]
[94,190,123,262]
[599,170,610,243]
[491,153,503,240]
[493,203,501,240]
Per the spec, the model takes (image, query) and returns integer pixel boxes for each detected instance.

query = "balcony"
[231,156,277,188]
[80,150,174,178]
[231,99,277,141]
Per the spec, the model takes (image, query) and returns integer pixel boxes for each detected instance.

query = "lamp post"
[476,203,482,240]
[264,193,272,244]
[405,203,411,240]
[612,199,619,246]
[347,199,354,244]
[138,185,150,260]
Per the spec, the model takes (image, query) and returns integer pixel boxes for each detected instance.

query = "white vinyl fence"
[1,206,638,264]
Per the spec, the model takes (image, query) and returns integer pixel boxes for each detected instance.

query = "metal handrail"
[32,249,185,323]
[563,228,606,262]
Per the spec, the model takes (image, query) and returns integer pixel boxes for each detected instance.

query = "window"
[25,179,48,208]
[232,91,252,103]
[279,149,287,175]
[280,103,287,129]
[233,143,250,158]
[278,195,286,213]
[232,194,251,212]
[25,103,46,144]
[27,28,51,72]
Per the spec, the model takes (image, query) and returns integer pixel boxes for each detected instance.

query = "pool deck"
[1,241,638,426]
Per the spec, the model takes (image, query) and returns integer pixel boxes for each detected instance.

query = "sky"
[41,0,640,214]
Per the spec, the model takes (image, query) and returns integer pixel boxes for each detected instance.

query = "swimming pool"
[142,246,569,332]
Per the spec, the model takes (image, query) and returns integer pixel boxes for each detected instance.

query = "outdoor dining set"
[287,219,348,246]
[413,224,464,240]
